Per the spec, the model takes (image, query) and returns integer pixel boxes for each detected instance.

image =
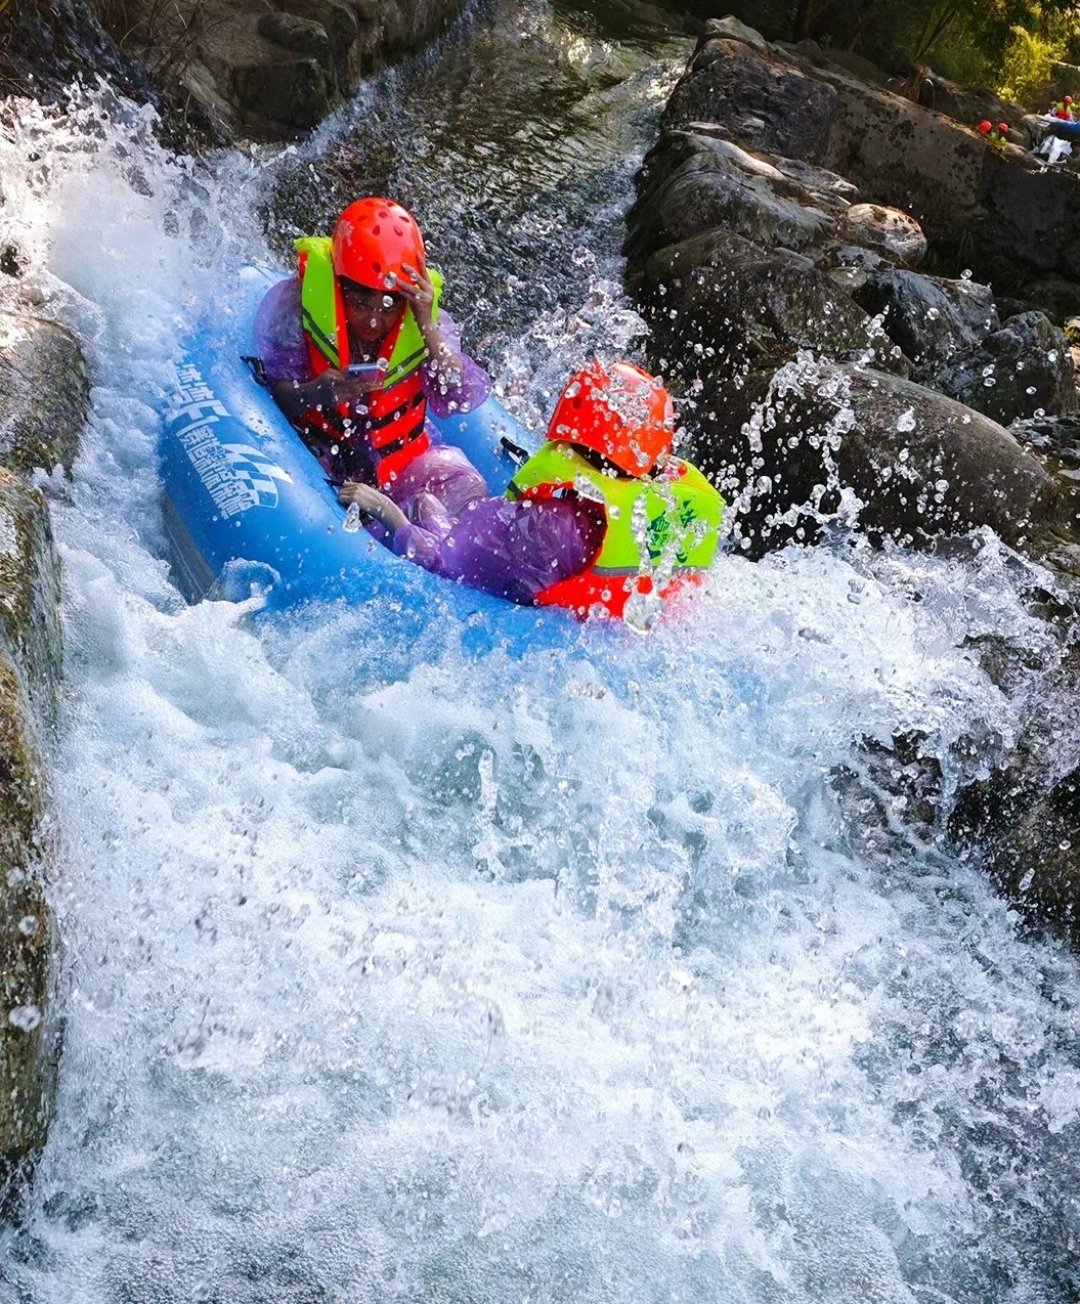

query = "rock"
[683,356,1067,558]
[924,75,1030,146]
[837,203,927,269]
[257,11,331,67]
[949,634,1080,945]
[817,48,890,89]
[633,227,905,386]
[0,469,61,1200]
[1010,413,1080,480]
[934,312,1078,425]
[175,0,466,139]
[625,131,838,267]
[663,38,838,165]
[819,66,1080,282]
[0,315,89,478]
[279,0,359,89]
[0,316,77,1196]
[765,155,860,202]
[852,269,998,368]
[699,15,769,53]
[0,644,57,1204]
[1025,277,1080,326]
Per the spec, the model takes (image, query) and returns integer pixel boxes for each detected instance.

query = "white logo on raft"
[167,362,293,517]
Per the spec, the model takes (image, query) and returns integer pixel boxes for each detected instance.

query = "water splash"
[0,10,1079,1304]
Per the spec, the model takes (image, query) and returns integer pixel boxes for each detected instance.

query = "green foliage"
[786,0,1080,90]
[997,22,1065,107]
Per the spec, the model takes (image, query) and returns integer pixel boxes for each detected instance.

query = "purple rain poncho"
[254,277,605,606]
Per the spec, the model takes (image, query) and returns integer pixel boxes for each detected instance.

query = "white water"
[2,30,1080,1304]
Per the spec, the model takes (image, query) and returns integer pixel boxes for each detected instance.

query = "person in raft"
[253,195,492,491]
[338,359,725,618]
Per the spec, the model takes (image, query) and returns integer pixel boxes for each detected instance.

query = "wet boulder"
[663,34,837,165]
[836,203,927,270]
[0,314,89,477]
[933,312,1078,426]
[625,130,839,267]
[0,314,77,1195]
[950,633,1080,946]
[683,356,1069,558]
[698,15,770,54]
[632,227,906,387]
[956,765,1080,942]
[852,269,999,369]
[0,467,61,1201]
[175,0,467,138]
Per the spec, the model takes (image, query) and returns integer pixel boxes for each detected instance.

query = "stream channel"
[1,1,1079,1300]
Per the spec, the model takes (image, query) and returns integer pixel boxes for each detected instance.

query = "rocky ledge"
[0,0,469,142]
[625,15,1080,947]
[0,312,89,1206]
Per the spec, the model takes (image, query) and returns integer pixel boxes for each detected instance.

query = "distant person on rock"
[337,360,724,617]
[254,196,491,492]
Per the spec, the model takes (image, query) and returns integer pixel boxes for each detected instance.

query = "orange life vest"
[297,244,432,488]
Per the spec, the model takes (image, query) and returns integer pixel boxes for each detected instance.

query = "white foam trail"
[0,73,1078,1304]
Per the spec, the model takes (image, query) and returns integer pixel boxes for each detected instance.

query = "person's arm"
[337,481,409,532]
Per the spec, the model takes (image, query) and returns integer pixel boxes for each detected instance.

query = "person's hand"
[398,261,437,327]
[337,480,409,532]
[319,366,384,401]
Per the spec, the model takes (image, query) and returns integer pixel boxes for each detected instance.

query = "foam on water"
[1,63,1079,1304]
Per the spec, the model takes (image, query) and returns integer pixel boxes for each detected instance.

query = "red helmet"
[332,198,426,290]
[547,360,674,476]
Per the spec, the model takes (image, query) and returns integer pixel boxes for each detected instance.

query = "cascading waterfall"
[1,3,1080,1301]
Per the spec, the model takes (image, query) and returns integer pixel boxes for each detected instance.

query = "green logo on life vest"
[646,499,701,565]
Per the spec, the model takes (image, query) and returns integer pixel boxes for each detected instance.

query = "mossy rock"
[0,313,88,479]
[637,226,907,381]
[0,650,55,1200]
[0,470,63,728]
[0,315,74,1200]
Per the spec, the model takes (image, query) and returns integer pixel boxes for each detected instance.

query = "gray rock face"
[853,274,1078,425]
[176,0,468,138]
[837,203,927,269]
[634,227,904,383]
[663,38,838,164]
[934,312,1078,426]
[625,132,838,266]
[700,15,770,53]
[852,270,999,368]
[687,358,1067,558]
[0,315,90,478]
[0,475,59,1200]
[0,314,78,1196]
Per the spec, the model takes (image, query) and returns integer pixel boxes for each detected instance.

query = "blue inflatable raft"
[1044,116,1080,141]
[159,267,538,618]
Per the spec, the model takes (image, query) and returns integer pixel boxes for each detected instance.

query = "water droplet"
[8,1004,41,1032]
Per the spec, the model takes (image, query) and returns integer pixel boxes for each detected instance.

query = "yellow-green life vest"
[508,441,723,614]
[294,236,444,387]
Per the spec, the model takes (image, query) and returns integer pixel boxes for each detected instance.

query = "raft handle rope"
[500,435,530,466]
[241,355,269,387]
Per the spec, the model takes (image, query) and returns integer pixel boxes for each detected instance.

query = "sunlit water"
[2,3,1080,1301]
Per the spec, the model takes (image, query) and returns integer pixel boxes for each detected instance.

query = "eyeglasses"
[339,278,405,313]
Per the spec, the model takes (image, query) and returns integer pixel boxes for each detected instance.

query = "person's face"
[339,277,406,344]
